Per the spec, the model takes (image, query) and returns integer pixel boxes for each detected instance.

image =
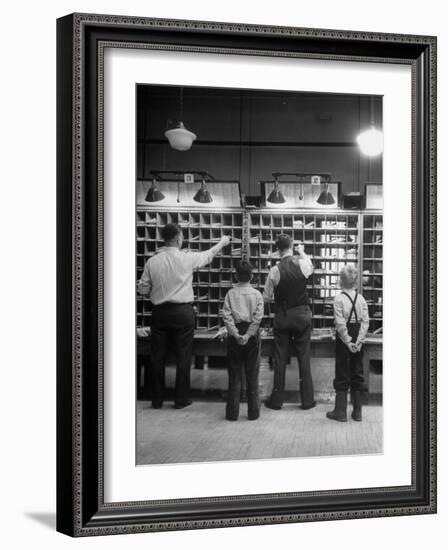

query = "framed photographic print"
[56,13,437,536]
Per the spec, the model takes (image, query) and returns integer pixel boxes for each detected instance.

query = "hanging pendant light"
[165,88,197,151]
[356,97,383,157]
[193,179,213,203]
[316,182,335,205]
[267,177,286,204]
[357,126,383,156]
[165,122,196,151]
[145,178,165,202]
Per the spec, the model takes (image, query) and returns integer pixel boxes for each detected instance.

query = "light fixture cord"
[238,91,243,193]
[142,95,147,179]
[179,87,184,122]
[248,95,253,194]
[369,96,374,181]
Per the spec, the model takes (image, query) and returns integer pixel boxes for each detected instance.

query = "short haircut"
[339,264,358,289]
[235,260,253,282]
[161,223,182,243]
[275,233,293,252]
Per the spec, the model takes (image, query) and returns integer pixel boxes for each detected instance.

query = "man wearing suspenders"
[263,234,316,410]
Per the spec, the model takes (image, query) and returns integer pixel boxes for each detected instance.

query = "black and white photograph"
[1,0,443,545]
[135,85,384,465]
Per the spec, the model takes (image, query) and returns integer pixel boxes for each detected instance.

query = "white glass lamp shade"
[165,122,197,151]
[356,126,383,157]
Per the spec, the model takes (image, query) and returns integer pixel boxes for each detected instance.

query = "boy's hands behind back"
[238,334,249,346]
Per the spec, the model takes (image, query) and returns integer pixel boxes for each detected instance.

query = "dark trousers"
[150,303,195,407]
[334,333,365,392]
[226,323,260,420]
[269,305,314,408]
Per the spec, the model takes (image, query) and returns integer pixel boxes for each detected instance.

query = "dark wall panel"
[137,86,383,197]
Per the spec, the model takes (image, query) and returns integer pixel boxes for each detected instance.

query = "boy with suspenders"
[327,264,370,422]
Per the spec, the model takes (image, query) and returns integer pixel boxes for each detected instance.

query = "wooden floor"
[136,400,383,465]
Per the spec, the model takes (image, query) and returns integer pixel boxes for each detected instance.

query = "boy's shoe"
[351,390,362,421]
[300,400,316,410]
[326,391,348,422]
[173,400,193,409]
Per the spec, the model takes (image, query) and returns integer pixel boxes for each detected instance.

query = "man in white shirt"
[263,234,316,411]
[138,223,230,409]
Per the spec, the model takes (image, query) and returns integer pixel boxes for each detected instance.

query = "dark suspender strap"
[341,291,359,323]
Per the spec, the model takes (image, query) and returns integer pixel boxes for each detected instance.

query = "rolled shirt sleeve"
[137,260,152,296]
[263,266,278,302]
[298,255,313,278]
[246,291,265,337]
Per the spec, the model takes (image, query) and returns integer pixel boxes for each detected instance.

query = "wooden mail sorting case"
[248,210,359,331]
[136,208,245,332]
[136,205,383,335]
[362,213,383,333]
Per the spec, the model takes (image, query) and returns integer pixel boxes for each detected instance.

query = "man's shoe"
[265,401,282,410]
[173,400,193,409]
[300,400,316,410]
